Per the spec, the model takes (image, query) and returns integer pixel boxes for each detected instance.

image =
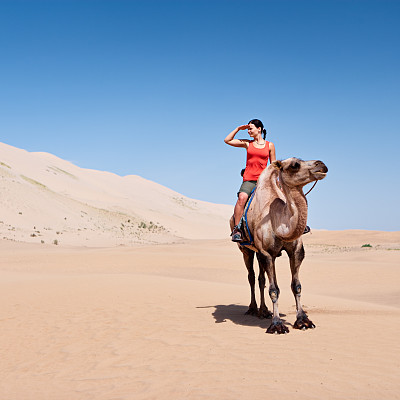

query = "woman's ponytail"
[262,128,267,140]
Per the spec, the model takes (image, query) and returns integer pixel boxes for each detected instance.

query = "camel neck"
[277,179,308,241]
[250,166,308,242]
[254,168,308,242]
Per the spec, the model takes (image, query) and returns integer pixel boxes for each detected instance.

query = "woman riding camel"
[224,119,276,242]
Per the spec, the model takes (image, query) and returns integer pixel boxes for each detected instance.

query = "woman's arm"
[224,125,250,148]
[269,142,276,163]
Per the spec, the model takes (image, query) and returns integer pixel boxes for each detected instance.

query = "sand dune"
[0,142,231,246]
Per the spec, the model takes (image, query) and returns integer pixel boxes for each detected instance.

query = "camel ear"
[271,160,283,171]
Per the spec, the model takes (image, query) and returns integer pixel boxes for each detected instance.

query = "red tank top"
[243,141,270,182]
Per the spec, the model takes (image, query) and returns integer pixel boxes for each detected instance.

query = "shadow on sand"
[197,304,288,331]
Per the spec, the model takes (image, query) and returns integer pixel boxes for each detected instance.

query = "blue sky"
[1,0,399,231]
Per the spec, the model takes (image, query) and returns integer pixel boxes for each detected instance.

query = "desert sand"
[0,233,399,400]
[1,142,399,399]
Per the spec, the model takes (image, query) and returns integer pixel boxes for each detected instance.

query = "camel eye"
[290,162,300,171]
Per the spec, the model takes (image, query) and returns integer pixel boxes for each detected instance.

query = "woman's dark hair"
[248,118,267,139]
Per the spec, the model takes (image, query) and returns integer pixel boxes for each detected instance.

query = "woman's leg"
[231,181,256,242]
[231,192,249,241]
[234,192,249,226]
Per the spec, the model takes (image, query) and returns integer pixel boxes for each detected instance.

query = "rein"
[240,187,257,247]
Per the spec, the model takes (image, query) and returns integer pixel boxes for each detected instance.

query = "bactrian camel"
[230,158,328,334]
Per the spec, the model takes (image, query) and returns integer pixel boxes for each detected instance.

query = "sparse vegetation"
[172,196,198,210]
[136,220,166,234]
[0,183,173,245]
[0,162,11,169]
[362,244,372,248]
[21,175,47,189]
[48,166,77,179]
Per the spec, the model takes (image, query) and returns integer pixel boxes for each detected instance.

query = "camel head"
[271,158,328,189]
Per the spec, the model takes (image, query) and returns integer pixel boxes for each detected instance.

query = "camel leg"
[287,242,315,330]
[257,252,288,334]
[241,247,258,316]
[257,261,272,319]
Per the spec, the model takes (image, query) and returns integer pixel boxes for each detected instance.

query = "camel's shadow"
[197,304,288,330]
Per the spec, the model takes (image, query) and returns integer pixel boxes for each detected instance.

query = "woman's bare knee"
[237,193,249,207]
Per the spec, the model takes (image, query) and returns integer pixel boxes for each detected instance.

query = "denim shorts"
[237,180,257,197]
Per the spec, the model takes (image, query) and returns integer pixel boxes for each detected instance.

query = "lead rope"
[304,180,318,196]
[277,173,317,196]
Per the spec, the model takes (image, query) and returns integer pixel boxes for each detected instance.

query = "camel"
[230,158,328,334]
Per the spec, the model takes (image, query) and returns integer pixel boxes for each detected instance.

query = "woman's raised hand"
[224,124,250,147]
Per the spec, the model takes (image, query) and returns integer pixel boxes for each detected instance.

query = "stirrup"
[231,226,242,242]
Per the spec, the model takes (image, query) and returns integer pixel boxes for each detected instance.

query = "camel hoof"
[258,308,273,319]
[293,315,315,330]
[245,306,258,316]
[266,321,289,334]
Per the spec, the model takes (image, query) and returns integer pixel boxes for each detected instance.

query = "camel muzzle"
[311,161,328,180]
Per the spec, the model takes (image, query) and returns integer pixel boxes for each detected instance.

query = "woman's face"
[248,123,261,138]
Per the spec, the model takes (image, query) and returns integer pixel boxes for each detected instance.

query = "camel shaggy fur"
[231,158,328,334]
